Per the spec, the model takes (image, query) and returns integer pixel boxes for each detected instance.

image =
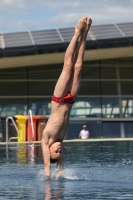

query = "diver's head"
[49,142,61,163]
[83,125,87,130]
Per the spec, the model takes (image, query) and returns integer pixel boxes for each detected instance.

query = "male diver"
[41,17,92,178]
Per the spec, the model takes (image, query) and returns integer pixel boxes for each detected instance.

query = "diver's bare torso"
[43,101,72,147]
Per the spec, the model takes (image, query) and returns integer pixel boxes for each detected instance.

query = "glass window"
[82,63,100,79]
[124,122,133,137]
[101,97,120,118]
[119,67,133,79]
[103,122,121,138]
[121,81,133,95]
[103,122,133,138]
[101,97,133,118]
[28,97,51,115]
[0,98,28,116]
[119,58,133,79]
[71,97,101,118]
[29,81,56,96]
[0,81,28,96]
[121,97,133,118]
[101,66,117,79]
[0,67,27,79]
[101,81,118,95]
[80,81,100,95]
[28,64,62,79]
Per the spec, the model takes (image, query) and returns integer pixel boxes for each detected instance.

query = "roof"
[0,22,133,58]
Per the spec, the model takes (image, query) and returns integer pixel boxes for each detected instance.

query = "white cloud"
[108,6,133,15]
[0,0,133,33]
[4,0,12,3]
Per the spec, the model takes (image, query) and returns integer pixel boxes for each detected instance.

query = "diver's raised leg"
[70,18,92,97]
[53,17,87,97]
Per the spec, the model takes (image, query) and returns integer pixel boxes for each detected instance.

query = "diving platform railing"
[6,116,20,143]
[5,109,34,143]
[28,109,34,143]
[5,110,35,161]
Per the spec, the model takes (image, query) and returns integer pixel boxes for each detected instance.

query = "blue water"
[0,141,133,199]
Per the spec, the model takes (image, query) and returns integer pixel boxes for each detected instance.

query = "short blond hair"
[83,125,87,128]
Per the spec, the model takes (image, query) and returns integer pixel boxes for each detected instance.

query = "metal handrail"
[6,116,20,143]
[28,109,34,143]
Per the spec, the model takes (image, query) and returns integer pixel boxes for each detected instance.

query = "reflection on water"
[0,141,133,199]
[44,181,64,200]
[5,143,42,164]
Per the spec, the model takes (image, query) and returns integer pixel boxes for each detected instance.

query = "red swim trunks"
[52,92,76,104]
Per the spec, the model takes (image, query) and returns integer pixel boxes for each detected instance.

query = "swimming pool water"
[0,141,133,199]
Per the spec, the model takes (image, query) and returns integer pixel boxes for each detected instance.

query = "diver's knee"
[74,63,82,74]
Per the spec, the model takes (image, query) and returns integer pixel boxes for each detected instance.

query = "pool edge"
[0,138,133,144]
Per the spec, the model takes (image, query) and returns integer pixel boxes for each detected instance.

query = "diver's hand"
[57,168,63,179]
[45,175,50,180]
[44,165,50,179]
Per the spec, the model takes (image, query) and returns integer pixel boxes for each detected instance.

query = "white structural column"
[116,65,125,138]
[0,34,5,49]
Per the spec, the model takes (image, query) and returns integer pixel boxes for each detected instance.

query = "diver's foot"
[82,17,92,37]
[86,18,92,32]
[75,17,87,36]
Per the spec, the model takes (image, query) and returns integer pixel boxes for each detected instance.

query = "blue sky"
[0,0,133,33]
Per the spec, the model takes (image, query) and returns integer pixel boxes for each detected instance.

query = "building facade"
[0,22,133,139]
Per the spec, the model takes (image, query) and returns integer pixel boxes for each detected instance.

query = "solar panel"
[0,21,132,56]
[58,27,92,42]
[3,32,32,47]
[91,24,123,40]
[58,27,75,42]
[31,29,62,45]
[116,22,133,37]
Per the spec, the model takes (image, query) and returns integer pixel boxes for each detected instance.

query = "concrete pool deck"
[0,138,133,144]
